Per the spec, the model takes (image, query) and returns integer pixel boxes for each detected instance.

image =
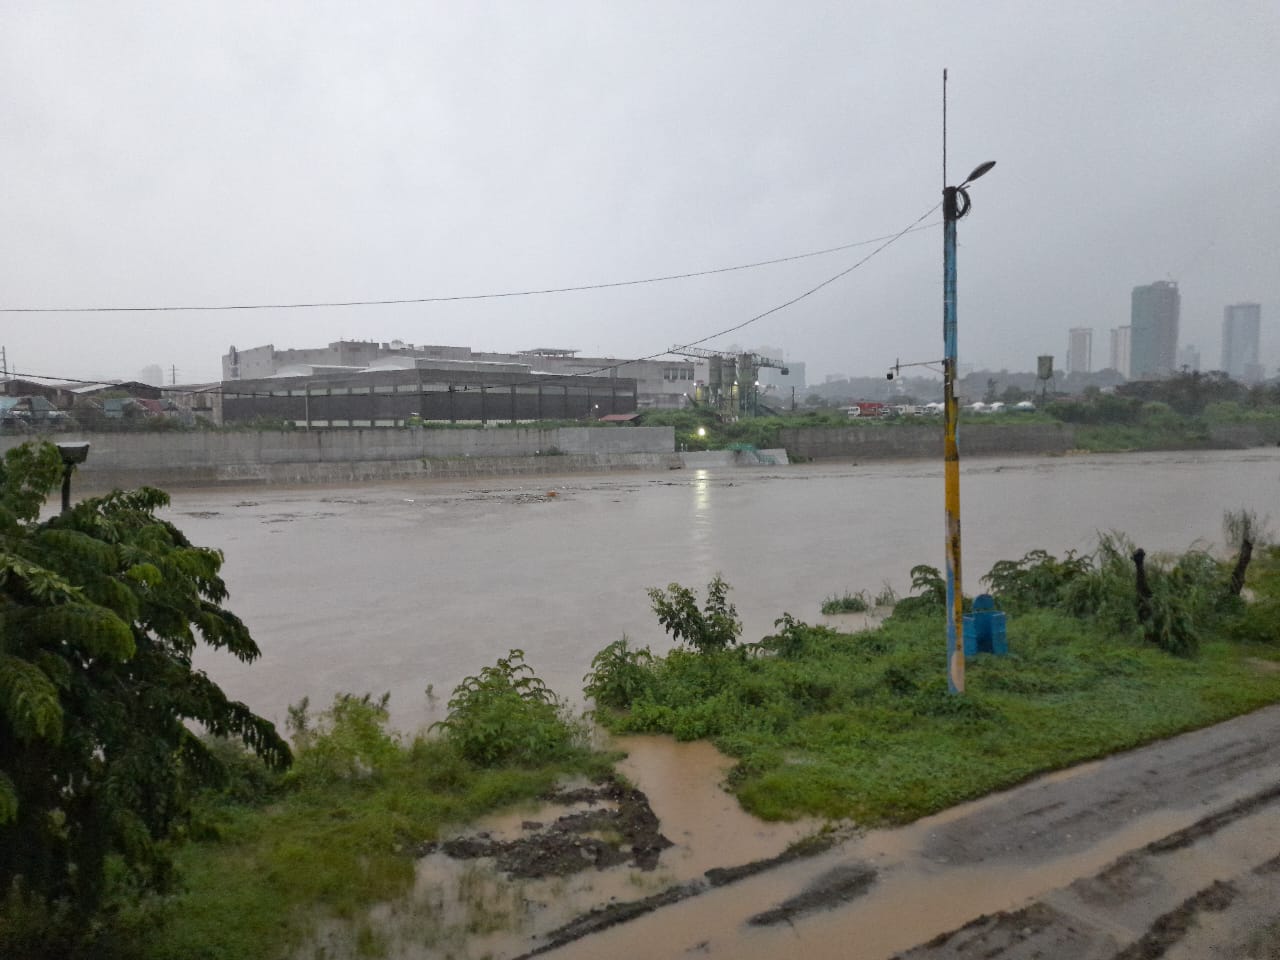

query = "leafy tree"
[648,575,742,653]
[0,442,289,927]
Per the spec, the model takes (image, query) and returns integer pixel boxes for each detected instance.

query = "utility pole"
[170,364,178,385]
[942,68,996,695]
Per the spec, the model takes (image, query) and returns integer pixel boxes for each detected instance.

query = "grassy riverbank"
[590,541,1280,823]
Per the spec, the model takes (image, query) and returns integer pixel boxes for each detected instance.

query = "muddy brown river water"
[163,449,1280,734]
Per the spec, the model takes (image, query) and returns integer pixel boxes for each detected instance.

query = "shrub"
[983,549,1092,612]
[434,650,580,767]
[583,637,654,709]
[648,575,742,653]
[287,693,400,785]
[758,613,837,659]
[890,564,948,619]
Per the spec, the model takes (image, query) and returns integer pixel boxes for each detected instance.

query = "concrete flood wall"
[0,427,678,488]
[779,422,1078,460]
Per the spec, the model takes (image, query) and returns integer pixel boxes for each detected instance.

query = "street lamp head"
[56,442,91,466]
[961,160,996,186]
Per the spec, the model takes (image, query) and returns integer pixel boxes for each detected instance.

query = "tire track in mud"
[895,777,1280,959]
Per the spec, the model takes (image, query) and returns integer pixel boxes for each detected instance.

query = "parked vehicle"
[846,401,890,418]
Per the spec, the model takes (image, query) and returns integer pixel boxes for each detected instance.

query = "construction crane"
[667,346,789,416]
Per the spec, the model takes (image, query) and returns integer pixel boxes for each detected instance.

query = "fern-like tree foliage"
[0,441,290,916]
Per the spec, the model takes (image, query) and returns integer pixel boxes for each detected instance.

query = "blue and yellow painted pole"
[941,160,995,694]
[942,185,964,694]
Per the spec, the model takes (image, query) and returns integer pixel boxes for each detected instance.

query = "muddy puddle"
[294,735,826,960]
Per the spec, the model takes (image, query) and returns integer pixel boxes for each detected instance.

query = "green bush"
[434,650,580,767]
[983,549,1092,613]
[756,614,842,661]
[286,693,400,785]
[583,636,654,709]
[890,564,949,619]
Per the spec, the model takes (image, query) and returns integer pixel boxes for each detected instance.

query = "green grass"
[592,548,1280,825]
[820,591,871,615]
[144,693,612,960]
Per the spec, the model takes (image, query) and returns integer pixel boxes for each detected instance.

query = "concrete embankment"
[0,426,679,489]
[783,419,1280,460]
[779,421,1078,460]
[8,419,1276,489]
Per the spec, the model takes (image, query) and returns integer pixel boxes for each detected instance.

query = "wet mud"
[899,769,1280,960]
[517,829,849,956]
[1111,880,1237,960]
[422,777,672,879]
[746,863,877,927]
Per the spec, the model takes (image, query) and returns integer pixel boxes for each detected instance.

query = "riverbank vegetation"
[589,531,1280,824]
[140,661,609,960]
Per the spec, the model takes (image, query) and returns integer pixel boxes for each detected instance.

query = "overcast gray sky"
[2,1,1276,385]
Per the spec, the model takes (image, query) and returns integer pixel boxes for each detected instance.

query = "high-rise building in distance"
[1110,326,1131,376]
[1067,327,1093,375]
[1130,281,1180,379]
[1221,303,1262,383]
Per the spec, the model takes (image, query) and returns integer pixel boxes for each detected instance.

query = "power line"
[0,223,939,314]
[6,201,941,397]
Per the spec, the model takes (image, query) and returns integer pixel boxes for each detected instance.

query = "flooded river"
[164,448,1280,733]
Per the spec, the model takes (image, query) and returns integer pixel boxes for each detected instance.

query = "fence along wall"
[0,427,677,489]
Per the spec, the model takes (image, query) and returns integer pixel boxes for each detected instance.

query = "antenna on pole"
[942,68,948,192]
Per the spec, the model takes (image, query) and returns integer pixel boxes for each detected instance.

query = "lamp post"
[942,159,995,695]
[55,441,90,514]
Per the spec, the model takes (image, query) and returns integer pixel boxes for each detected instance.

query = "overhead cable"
[6,201,942,395]
[0,223,938,314]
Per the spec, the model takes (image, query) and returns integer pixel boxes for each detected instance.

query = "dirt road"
[538,704,1280,959]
